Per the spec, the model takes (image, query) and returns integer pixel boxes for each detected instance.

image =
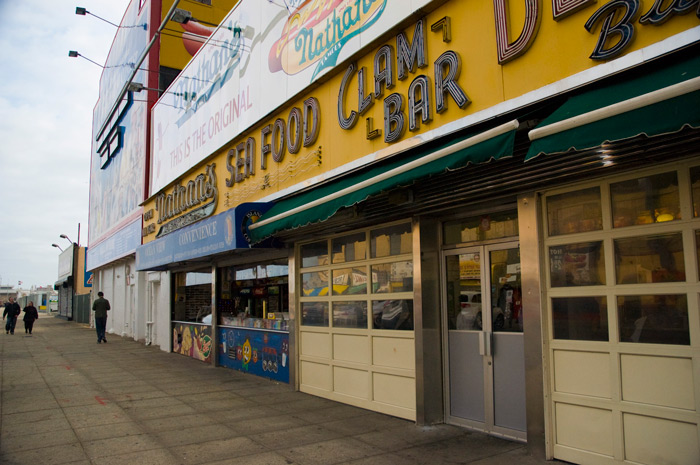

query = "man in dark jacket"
[3,297,21,335]
[92,291,111,344]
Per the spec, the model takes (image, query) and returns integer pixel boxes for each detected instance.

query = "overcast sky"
[0,0,130,289]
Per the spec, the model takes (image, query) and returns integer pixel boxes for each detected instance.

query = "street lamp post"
[52,244,64,252]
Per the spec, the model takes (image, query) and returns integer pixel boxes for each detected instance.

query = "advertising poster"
[89,0,149,247]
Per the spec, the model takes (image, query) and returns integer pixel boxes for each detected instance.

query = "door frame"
[441,239,527,441]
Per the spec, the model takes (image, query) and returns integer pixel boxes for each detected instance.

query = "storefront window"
[301,241,329,267]
[300,223,413,330]
[218,259,289,330]
[172,271,212,323]
[547,187,602,236]
[691,166,700,217]
[614,233,685,284]
[372,299,413,330]
[443,210,518,245]
[332,267,367,295]
[611,172,680,227]
[372,262,413,293]
[617,295,689,345]
[371,223,412,258]
[302,302,328,327]
[332,233,366,263]
[552,296,608,341]
[333,301,368,328]
[549,242,605,287]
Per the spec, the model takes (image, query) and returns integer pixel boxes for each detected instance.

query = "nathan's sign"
[269,0,387,80]
[152,164,218,238]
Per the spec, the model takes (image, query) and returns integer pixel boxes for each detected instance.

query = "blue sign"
[87,219,142,271]
[217,327,289,383]
[136,203,271,271]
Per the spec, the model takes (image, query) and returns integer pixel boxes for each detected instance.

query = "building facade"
[127,0,699,463]
[87,0,237,345]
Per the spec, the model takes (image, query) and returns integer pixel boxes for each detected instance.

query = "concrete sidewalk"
[0,315,561,465]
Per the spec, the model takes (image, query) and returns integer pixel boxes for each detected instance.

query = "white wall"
[147,271,171,352]
[92,265,171,351]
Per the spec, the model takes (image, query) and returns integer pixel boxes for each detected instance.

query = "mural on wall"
[173,323,213,362]
[218,328,289,383]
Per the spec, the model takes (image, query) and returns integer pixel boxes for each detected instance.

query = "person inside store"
[3,297,21,335]
[92,291,111,344]
[22,301,39,335]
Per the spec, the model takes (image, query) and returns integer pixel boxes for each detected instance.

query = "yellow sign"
[143,0,698,242]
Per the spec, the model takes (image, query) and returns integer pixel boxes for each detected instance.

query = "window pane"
[611,172,680,227]
[332,268,367,295]
[301,241,329,268]
[372,261,413,293]
[552,297,608,341]
[615,233,685,284]
[301,302,328,327]
[443,210,519,245]
[371,223,412,258]
[691,166,700,217]
[549,242,606,287]
[302,272,329,296]
[547,187,602,236]
[372,300,413,330]
[618,295,689,345]
[491,248,523,333]
[332,233,366,263]
[333,301,368,329]
[445,253,482,331]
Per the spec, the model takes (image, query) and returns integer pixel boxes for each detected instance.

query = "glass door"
[443,242,526,440]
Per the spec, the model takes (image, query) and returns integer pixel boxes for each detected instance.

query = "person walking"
[23,301,39,335]
[92,291,110,343]
[3,297,21,335]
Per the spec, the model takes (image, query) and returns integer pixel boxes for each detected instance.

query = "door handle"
[479,332,493,357]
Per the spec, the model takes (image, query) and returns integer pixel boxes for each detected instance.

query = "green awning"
[526,54,700,161]
[248,120,519,243]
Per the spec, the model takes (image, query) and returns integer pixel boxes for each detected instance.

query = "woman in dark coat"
[23,301,38,335]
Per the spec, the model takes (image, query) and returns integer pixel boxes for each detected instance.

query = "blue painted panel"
[217,327,289,383]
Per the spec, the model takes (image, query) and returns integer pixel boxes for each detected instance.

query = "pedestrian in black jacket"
[23,301,39,335]
[3,297,21,335]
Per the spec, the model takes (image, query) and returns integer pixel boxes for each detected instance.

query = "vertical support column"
[287,246,297,390]
[517,192,548,459]
[211,264,218,367]
[414,215,444,425]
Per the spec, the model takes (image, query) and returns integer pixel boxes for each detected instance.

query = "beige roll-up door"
[542,160,700,465]
[297,221,416,420]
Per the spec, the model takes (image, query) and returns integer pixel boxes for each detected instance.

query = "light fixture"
[170,7,219,27]
[60,234,74,246]
[68,51,104,68]
[52,244,64,252]
[127,82,162,93]
[171,8,193,24]
[75,6,120,28]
